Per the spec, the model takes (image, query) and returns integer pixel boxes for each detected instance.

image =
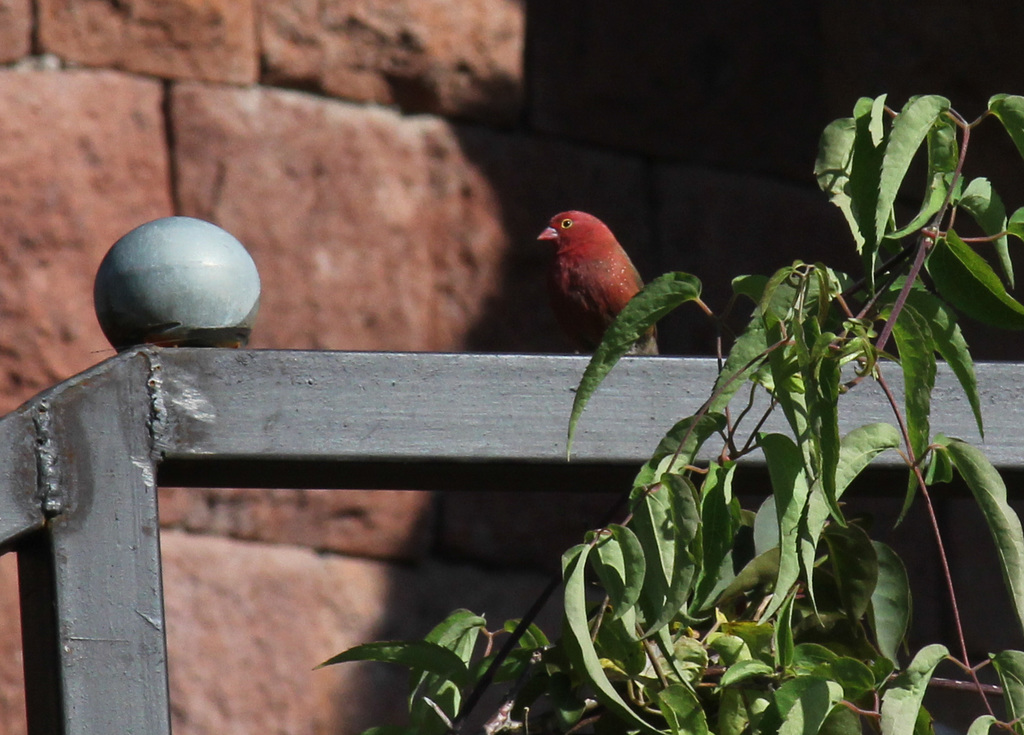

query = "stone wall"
[1,2,1023,733]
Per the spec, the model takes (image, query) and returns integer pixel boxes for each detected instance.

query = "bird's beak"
[538,226,558,241]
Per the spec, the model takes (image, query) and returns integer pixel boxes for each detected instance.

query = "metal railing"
[0,347,1011,734]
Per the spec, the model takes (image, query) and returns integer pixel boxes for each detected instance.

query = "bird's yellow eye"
[560,218,573,229]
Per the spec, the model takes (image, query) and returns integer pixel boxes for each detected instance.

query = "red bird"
[538,210,658,355]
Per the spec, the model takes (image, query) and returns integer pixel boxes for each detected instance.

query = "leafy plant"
[321,95,1024,734]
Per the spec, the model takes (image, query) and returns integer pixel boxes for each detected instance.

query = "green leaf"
[959,177,1013,288]
[642,474,700,635]
[924,440,953,485]
[629,485,673,629]
[718,687,766,735]
[967,715,998,735]
[872,658,896,687]
[765,322,812,470]
[548,672,587,731]
[717,547,780,605]
[913,704,934,735]
[885,186,946,241]
[760,433,810,619]
[830,657,877,700]
[877,96,951,244]
[802,423,900,611]
[658,684,709,735]
[760,264,805,324]
[807,422,901,532]
[991,650,1024,734]
[411,609,485,732]
[885,115,958,241]
[568,272,702,455]
[879,643,948,735]
[815,116,864,251]
[634,413,727,488]
[774,676,845,735]
[733,274,770,304]
[870,541,911,664]
[709,632,753,667]
[754,495,779,556]
[946,440,1024,638]
[723,621,774,662]
[719,658,775,688]
[423,609,486,657]
[927,111,960,175]
[593,613,646,676]
[773,592,795,670]
[318,640,470,686]
[989,94,1024,162]
[823,523,878,620]
[500,619,549,649]
[808,353,842,518]
[819,706,866,735]
[792,643,839,674]
[666,473,701,547]
[671,636,710,688]
[561,544,663,735]
[889,301,935,522]
[891,301,936,464]
[709,320,769,414]
[628,477,699,636]
[1009,206,1024,241]
[903,289,983,438]
[927,230,1024,329]
[592,524,646,620]
[849,96,888,276]
[692,463,740,612]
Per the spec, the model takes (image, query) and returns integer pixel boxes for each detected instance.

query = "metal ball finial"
[94,217,261,351]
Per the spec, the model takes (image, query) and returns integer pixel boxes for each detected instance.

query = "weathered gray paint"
[11,351,170,735]
[0,347,1016,733]
[149,349,993,472]
[0,410,43,553]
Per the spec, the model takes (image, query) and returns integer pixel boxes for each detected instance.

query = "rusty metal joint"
[143,349,170,461]
[32,398,64,517]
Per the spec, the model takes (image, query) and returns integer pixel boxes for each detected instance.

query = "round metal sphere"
[94,217,261,351]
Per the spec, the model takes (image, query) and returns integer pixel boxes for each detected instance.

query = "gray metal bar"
[152,349,709,463]
[145,349,1000,482]
[0,410,44,552]
[18,530,62,735]
[1,349,1003,477]
[15,351,171,735]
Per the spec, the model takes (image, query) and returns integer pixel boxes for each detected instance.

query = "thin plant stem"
[663,337,790,474]
[738,396,778,457]
[453,484,636,730]
[876,118,970,354]
[875,369,994,717]
[873,237,929,353]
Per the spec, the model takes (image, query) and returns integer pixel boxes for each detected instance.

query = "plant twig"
[873,237,930,353]
[641,636,670,689]
[874,369,994,717]
[477,649,544,735]
[451,573,562,732]
[452,489,634,731]
[874,117,972,352]
[928,677,1002,696]
[664,337,790,474]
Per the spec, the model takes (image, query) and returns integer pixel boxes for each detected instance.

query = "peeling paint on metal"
[32,399,63,516]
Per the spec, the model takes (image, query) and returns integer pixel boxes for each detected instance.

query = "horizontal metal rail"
[0,347,1015,734]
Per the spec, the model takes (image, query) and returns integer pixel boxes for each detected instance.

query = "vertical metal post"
[18,530,63,735]
[17,354,171,735]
